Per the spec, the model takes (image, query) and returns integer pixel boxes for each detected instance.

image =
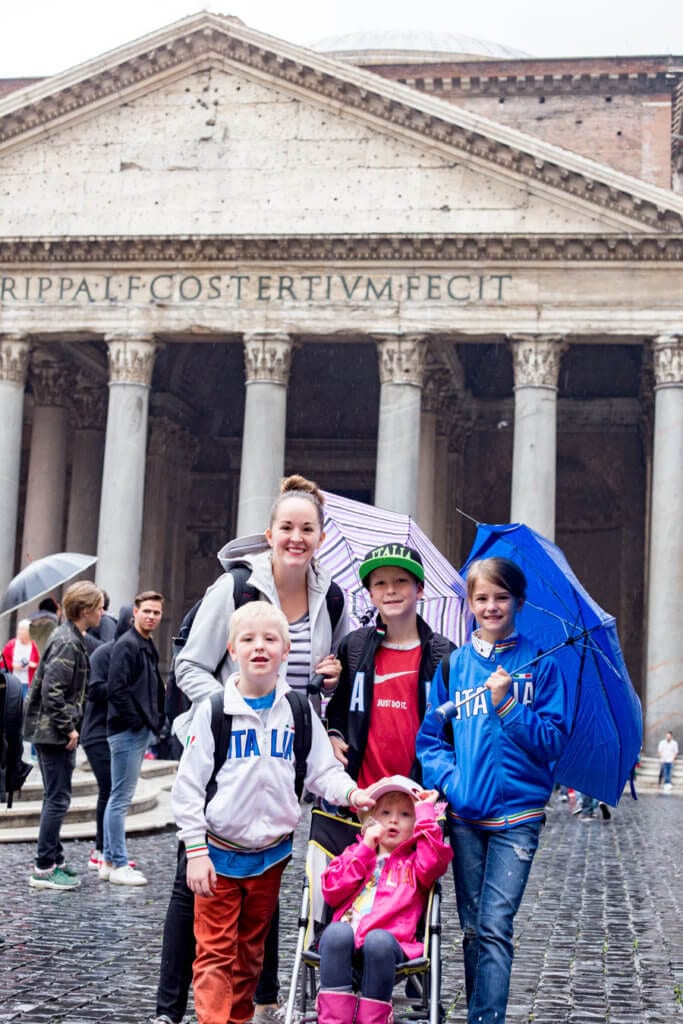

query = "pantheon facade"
[0,14,681,752]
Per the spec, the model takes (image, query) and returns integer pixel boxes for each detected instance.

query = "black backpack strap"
[205,691,232,809]
[324,580,345,634]
[439,651,451,691]
[284,690,313,801]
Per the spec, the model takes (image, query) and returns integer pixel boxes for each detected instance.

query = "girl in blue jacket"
[416,557,571,1024]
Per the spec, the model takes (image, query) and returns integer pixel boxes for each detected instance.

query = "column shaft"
[65,388,107,555]
[0,337,30,643]
[237,334,292,536]
[510,336,564,540]
[21,350,71,565]
[374,336,425,517]
[96,337,157,611]
[645,335,683,750]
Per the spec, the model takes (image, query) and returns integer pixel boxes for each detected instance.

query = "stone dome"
[309,29,531,64]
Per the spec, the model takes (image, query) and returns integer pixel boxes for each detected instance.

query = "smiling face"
[373,792,416,853]
[367,566,423,623]
[468,574,521,644]
[265,496,324,574]
[229,613,290,694]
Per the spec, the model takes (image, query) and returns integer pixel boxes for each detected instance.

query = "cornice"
[393,68,681,101]
[1,234,683,264]
[1,14,683,231]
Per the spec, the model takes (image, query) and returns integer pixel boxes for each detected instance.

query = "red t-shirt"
[358,642,422,789]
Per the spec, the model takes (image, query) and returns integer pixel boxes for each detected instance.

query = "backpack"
[167,563,345,716]
[204,688,313,808]
[0,670,32,808]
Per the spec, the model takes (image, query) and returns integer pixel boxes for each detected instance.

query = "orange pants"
[192,861,286,1024]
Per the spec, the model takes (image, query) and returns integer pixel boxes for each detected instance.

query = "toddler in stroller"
[316,776,452,1024]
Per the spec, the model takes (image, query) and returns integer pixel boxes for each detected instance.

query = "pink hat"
[366,775,423,802]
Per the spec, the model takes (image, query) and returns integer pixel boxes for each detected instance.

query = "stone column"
[510,335,565,540]
[96,336,157,612]
[20,348,73,566]
[237,333,292,536]
[374,335,426,516]
[0,335,30,642]
[417,376,440,539]
[65,384,107,555]
[645,334,683,751]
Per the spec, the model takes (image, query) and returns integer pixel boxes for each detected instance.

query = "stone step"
[0,758,178,842]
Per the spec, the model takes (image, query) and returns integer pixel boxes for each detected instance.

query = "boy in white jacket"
[172,602,373,1024]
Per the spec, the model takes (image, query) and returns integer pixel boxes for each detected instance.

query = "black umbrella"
[0,552,97,616]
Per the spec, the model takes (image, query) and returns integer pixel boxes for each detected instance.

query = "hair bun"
[280,474,324,505]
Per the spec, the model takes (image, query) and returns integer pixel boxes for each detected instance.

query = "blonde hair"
[269,474,325,531]
[228,601,290,649]
[62,581,103,622]
[360,790,417,830]
[466,558,527,603]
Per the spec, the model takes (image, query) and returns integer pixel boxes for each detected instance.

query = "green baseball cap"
[358,544,425,587]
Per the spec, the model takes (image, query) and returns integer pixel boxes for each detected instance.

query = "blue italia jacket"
[416,633,571,830]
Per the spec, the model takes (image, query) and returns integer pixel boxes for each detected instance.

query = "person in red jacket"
[318,776,452,1024]
[2,619,39,698]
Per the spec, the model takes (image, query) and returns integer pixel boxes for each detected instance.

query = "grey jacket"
[173,545,349,739]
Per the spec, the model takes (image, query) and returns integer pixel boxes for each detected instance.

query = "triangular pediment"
[2,12,683,242]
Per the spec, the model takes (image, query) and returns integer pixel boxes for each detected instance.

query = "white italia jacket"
[172,673,357,853]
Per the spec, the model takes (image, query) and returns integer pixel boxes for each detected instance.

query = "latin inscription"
[0,271,512,305]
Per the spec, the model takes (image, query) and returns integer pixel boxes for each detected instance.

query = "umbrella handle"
[436,686,488,721]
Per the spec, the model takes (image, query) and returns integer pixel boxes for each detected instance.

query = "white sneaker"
[109,864,148,886]
[98,862,112,881]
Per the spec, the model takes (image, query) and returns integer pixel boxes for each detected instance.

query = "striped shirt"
[286,612,312,693]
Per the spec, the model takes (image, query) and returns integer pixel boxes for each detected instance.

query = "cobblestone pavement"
[1,791,681,1024]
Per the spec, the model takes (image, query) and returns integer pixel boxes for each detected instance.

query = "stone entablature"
[1,14,682,233]
[2,234,683,265]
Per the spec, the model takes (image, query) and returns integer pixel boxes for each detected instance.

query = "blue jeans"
[319,922,405,1001]
[451,820,542,1024]
[34,745,76,870]
[662,763,673,785]
[103,727,151,867]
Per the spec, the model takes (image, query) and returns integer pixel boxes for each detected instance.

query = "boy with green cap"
[326,545,453,786]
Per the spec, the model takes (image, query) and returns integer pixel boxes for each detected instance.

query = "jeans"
[103,727,151,867]
[319,922,405,1001]
[156,844,280,1021]
[34,744,76,870]
[82,740,112,853]
[451,820,542,1024]
[662,763,673,785]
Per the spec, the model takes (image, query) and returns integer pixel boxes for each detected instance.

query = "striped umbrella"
[318,491,472,646]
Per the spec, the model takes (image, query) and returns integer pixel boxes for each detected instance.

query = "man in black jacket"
[327,545,453,786]
[100,590,165,887]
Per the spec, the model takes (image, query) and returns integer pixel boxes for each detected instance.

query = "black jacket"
[81,609,133,747]
[107,626,165,737]
[325,615,453,782]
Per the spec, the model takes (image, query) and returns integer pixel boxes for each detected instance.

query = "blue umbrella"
[458,522,642,806]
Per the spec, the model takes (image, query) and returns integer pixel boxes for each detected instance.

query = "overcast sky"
[2,0,683,78]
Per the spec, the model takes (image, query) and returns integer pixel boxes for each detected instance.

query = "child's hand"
[186,855,217,897]
[330,736,349,766]
[417,789,439,804]
[486,666,512,706]
[349,787,375,812]
[363,821,384,850]
[314,654,343,691]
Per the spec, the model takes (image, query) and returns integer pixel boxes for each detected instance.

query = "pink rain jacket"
[321,801,453,959]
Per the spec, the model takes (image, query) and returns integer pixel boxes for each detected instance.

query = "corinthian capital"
[72,384,108,431]
[0,334,31,384]
[375,334,426,387]
[30,348,73,406]
[243,333,292,385]
[510,335,566,389]
[106,335,158,386]
[653,334,683,387]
